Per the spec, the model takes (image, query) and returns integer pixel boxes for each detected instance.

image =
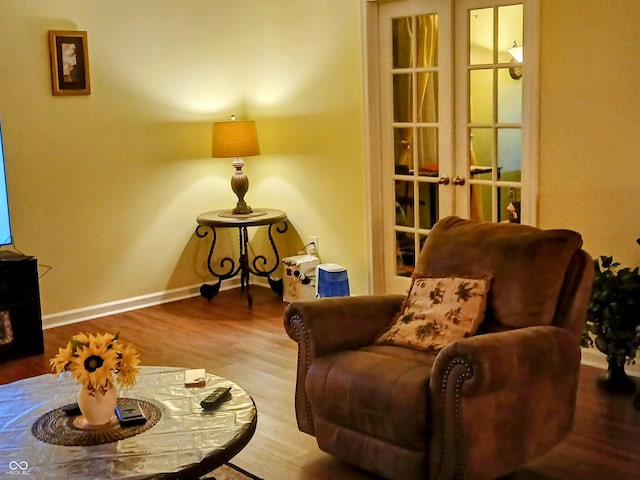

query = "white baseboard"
[42,277,248,329]
[581,347,640,377]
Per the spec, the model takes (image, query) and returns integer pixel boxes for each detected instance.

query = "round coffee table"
[0,366,257,479]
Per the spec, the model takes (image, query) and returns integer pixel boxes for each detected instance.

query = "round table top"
[197,208,287,228]
[0,366,257,479]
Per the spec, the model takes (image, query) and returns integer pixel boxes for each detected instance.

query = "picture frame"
[0,311,13,346]
[48,30,91,96]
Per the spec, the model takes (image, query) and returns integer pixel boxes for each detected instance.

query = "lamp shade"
[211,120,260,158]
[508,44,524,63]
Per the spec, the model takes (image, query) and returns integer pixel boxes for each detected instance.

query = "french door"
[365,0,539,294]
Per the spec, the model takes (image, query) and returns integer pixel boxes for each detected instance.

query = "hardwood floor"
[1,286,639,479]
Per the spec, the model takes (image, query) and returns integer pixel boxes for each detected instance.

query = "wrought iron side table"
[196,208,287,307]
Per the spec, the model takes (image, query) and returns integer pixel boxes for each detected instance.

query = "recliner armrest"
[432,325,580,395]
[283,294,404,435]
[429,326,582,480]
[284,294,404,357]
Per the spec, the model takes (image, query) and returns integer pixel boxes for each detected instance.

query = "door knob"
[452,176,466,185]
[438,176,450,185]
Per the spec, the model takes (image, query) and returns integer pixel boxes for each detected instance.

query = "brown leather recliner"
[284,216,594,480]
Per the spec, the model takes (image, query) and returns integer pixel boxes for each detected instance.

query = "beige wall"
[1,0,638,317]
[0,0,367,315]
[539,0,640,268]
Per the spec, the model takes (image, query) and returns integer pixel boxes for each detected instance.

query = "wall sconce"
[508,41,523,80]
[211,115,261,215]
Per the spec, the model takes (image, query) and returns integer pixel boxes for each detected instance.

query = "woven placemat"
[31,398,162,446]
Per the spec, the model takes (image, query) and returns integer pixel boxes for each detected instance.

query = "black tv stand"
[0,256,44,360]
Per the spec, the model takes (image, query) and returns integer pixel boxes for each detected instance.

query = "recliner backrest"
[415,216,586,332]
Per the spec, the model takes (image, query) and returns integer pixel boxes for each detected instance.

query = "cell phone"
[115,400,147,427]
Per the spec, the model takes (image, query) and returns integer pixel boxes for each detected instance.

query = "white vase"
[77,383,118,426]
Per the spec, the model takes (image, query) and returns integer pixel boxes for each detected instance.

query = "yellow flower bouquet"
[50,332,140,396]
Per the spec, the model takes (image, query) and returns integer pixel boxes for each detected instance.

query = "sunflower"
[50,331,140,394]
[71,342,119,392]
[68,332,91,351]
[92,332,118,350]
[49,344,74,375]
[117,344,141,388]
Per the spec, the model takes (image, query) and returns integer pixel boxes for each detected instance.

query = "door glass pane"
[416,127,438,170]
[393,73,413,122]
[395,231,414,276]
[469,184,484,221]
[469,8,493,65]
[504,187,521,223]
[418,182,438,229]
[475,184,493,222]
[395,180,415,227]
[470,69,493,124]
[394,127,413,171]
[417,72,438,123]
[499,186,521,223]
[470,128,493,173]
[497,128,521,182]
[419,233,428,253]
[395,230,430,276]
[497,68,522,123]
[392,17,413,69]
[498,4,523,64]
[416,14,439,68]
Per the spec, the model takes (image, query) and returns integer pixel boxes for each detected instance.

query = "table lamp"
[211,115,261,215]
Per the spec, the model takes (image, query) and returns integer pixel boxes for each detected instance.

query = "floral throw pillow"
[376,276,491,352]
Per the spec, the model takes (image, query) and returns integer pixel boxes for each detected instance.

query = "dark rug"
[203,463,264,480]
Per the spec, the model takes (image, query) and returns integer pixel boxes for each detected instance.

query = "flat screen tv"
[0,122,13,247]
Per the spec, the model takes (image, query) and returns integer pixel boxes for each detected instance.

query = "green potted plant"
[582,255,640,393]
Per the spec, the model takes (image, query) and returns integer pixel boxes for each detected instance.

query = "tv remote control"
[200,387,232,410]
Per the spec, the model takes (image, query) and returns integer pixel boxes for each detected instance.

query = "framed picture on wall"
[48,30,91,96]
